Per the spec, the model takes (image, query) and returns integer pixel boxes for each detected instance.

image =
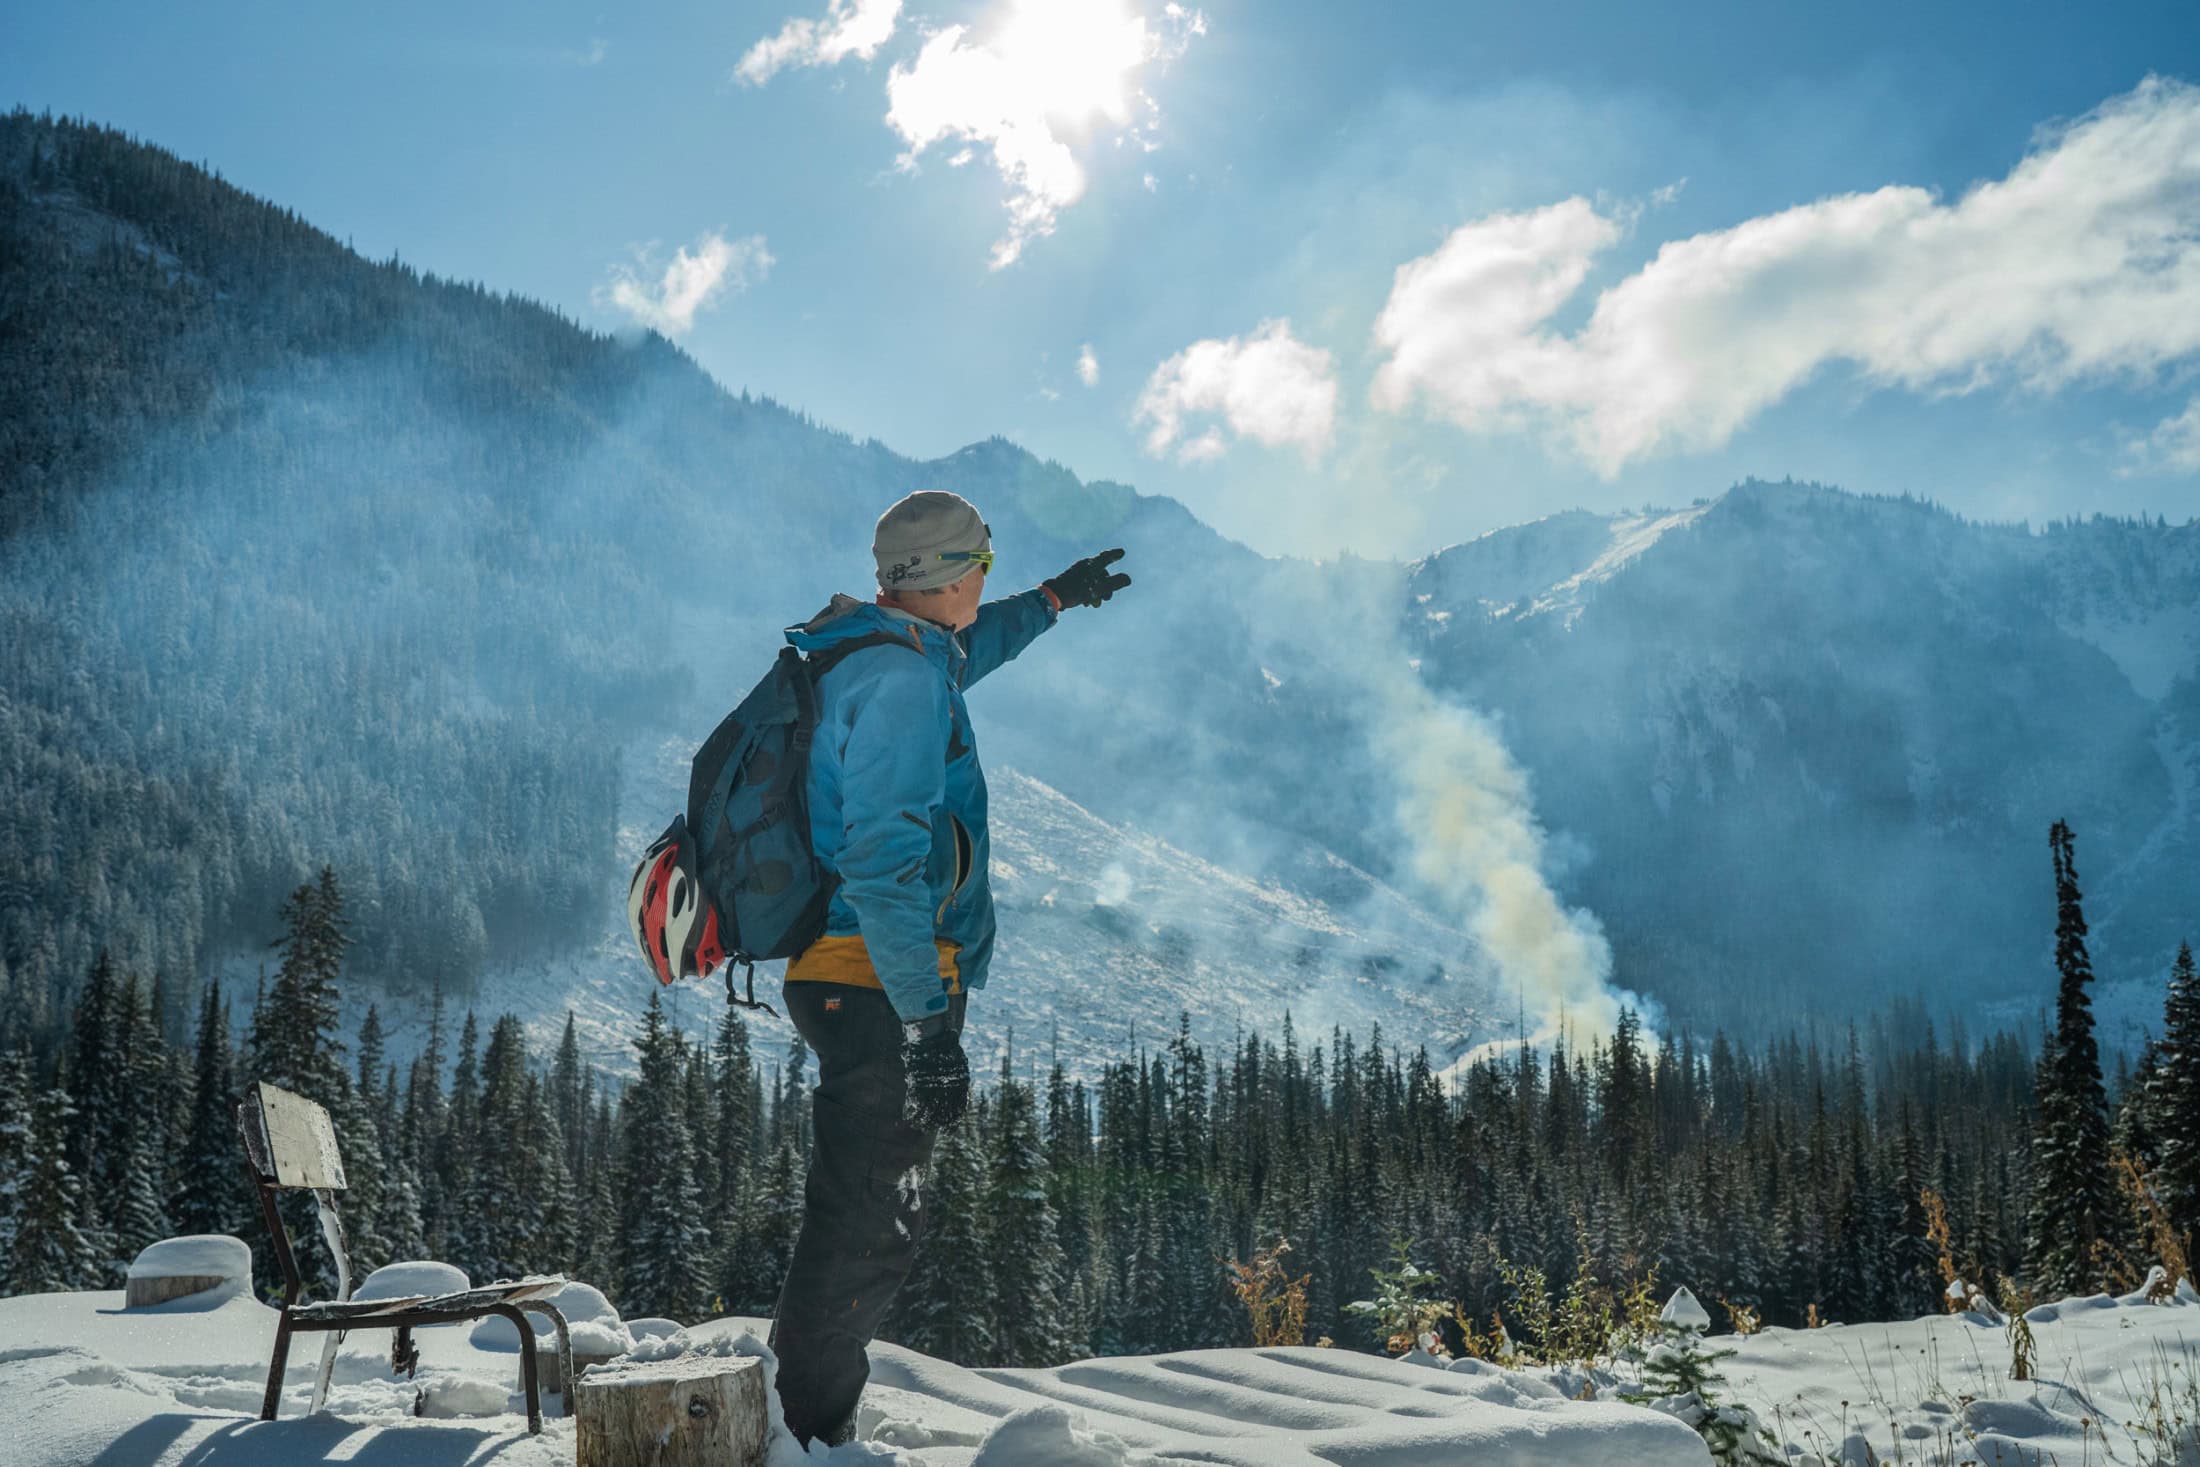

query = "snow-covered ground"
[1722,1284,2200,1466]
[0,1286,1699,1466]
[13,1275,2200,1465]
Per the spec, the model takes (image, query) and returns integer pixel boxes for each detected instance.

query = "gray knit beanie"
[873,491,991,591]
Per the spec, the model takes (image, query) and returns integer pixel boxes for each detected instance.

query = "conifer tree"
[377,1060,428,1263]
[248,871,350,1104]
[617,994,710,1318]
[2151,942,2200,1256]
[551,1012,585,1181]
[337,1004,391,1272]
[0,1049,33,1286]
[889,1112,995,1362]
[407,983,449,1254]
[2026,821,2121,1298]
[683,1045,719,1248]
[106,975,175,1269]
[431,1011,480,1259]
[521,1073,576,1272]
[171,981,246,1238]
[984,1058,1067,1365]
[9,1086,104,1291]
[711,1007,755,1305]
[577,1093,620,1288]
[459,1014,532,1279]
[65,952,124,1241]
[734,1136,805,1315]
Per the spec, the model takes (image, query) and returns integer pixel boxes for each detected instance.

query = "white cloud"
[1077,343,1100,386]
[1134,319,1338,464]
[736,0,902,86]
[886,0,1206,268]
[1371,78,2200,475]
[2126,395,2200,475]
[595,233,774,338]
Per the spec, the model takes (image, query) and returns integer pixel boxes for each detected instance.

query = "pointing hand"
[1044,548,1132,610]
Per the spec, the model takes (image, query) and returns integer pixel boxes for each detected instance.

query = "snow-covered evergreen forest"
[8,830,2199,1366]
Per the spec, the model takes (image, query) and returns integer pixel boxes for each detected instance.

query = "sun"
[989,0,1153,132]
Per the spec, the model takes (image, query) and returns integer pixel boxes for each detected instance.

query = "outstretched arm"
[961,549,1132,688]
[960,587,1058,689]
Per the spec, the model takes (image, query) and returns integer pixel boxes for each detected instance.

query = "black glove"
[903,1026,970,1130]
[1044,548,1132,609]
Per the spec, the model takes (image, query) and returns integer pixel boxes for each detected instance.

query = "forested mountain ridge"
[3,109,2196,1060]
[1403,489,2200,1022]
[0,110,1331,1056]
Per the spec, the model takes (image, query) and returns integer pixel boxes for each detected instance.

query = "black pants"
[769,983,955,1446]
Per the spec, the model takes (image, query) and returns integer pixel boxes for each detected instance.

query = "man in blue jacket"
[770,490,1129,1447]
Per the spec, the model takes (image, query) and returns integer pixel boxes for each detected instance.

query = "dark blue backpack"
[634,633,914,1012]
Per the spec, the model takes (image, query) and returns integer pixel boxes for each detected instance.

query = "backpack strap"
[803,629,924,684]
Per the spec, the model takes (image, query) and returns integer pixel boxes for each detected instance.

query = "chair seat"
[290,1274,567,1324]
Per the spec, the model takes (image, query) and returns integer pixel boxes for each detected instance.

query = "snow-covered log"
[574,1353,769,1467]
[124,1235,252,1309]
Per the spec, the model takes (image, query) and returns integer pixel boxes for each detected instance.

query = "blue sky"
[9,0,2199,557]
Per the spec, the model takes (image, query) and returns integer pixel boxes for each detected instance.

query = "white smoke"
[1275,560,1636,1060]
[1370,667,1625,1050]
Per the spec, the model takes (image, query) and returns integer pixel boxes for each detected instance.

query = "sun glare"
[991,0,1150,131]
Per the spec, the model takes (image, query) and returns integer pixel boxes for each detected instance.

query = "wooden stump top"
[125,1275,235,1309]
[575,1353,770,1467]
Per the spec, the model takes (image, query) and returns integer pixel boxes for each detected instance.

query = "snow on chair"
[235,1079,574,1433]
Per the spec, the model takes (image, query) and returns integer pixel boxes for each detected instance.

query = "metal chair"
[235,1079,574,1433]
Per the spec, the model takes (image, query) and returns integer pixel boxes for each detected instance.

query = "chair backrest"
[237,1081,354,1308]
[238,1081,349,1191]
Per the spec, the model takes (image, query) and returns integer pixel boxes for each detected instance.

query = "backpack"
[627,632,917,1011]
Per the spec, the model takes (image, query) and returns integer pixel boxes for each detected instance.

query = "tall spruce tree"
[2025,821,2121,1298]
[337,1004,391,1273]
[8,1086,104,1291]
[106,975,176,1271]
[577,1093,620,1289]
[2151,942,2200,1257]
[710,1006,755,1306]
[735,1137,805,1315]
[247,870,351,1104]
[0,1049,33,1287]
[984,1058,1067,1365]
[171,981,247,1239]
[888,1111,995,1362]
[65,952,124,1248]
[431,1011,480,1261]
[456,1014,533,1279]
[617,993,710,1318]
[551,1012,585,1181]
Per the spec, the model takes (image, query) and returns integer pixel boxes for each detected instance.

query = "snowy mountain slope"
[1401,483,2200,1024]
[370,734,1498,1083]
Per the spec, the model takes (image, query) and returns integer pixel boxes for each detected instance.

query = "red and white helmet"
[626,817,726,985]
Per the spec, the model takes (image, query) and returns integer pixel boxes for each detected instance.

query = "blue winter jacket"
[783,588,1058,1023]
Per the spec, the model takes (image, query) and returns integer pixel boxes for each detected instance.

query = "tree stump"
[125,1275,233,1308]
[575,1354,770,1467]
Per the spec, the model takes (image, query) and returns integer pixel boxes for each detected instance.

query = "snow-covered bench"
[235,1080,574,1433]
